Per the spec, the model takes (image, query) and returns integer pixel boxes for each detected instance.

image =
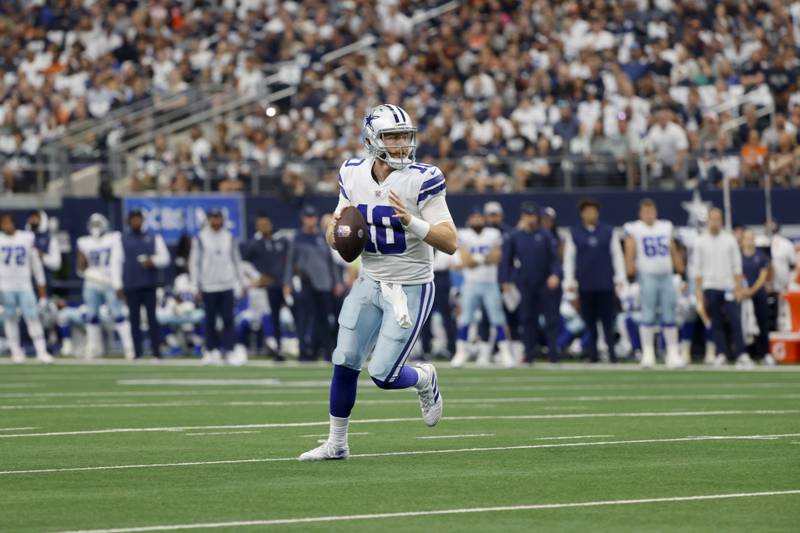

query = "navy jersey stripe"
[418,182,446,203]
[421,174,445,191]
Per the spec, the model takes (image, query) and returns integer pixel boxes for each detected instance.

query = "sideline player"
[76,213,135,359]
[299,104,457,461]
[0,213,53,363]
[451,209,514,367]
[623,199,684,368]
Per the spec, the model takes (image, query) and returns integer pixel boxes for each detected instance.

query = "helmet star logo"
[365,112,378,129]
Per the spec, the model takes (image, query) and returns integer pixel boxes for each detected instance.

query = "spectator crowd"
[3,1,800,194]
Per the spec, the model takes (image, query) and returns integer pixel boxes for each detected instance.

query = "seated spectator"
[769,133,799,187]
[740,129,768,185]
[644,108,689,188]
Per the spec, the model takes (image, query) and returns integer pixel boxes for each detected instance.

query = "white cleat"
[665,350,686,370]
[735,353,755,370]
[36,352,55,364]
[416,363,443,427]
[450,349,469,368]
[712,354,728,368]
[200,349,223,366]
[226,346,248,367]
[761,354,776,367]
[10,352,26,364]
[639,350,656,369]
[298,440,349,462]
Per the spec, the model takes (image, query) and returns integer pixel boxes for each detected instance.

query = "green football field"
[1,361,799,532]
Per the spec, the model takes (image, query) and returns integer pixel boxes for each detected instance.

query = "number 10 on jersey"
[357,204,407,255]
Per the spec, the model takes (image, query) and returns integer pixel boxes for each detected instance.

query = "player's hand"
[546,275,560,290]
[116,289,125,300]
[734,286,745,303]
[502,282,514,294]
[283,285,292,299]
[333,283,345,298]
[388,191,411,225]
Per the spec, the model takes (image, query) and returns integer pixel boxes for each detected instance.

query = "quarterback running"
[299,104,458,461]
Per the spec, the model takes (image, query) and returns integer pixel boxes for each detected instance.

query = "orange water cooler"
[768,292,800,364]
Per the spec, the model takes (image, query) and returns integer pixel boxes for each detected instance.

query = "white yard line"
[184,431,260,437]
[0,410,797,439]
[51,490,800,532]
[531,434,613,440]
[2,394,799,411]
[2,433,799,476]
[0,427,38,432]
[415,433,495,440]
[299,432,370,438]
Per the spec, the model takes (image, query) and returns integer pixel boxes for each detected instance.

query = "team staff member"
[241,213,289,360]
[190,208,246,366]
[284,205,343,361]
[740,229,771,365]
[501,202,561,364]
[27,210,61,273]
[563,198,626,363]
[693,208,751,369]
[121,209,170,360]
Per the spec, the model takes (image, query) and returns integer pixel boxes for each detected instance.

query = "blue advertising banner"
[122,195,245,244]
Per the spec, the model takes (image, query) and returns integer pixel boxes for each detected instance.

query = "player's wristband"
[404,216,430,239]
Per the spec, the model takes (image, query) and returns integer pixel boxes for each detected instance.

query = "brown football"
[334,206,368,262]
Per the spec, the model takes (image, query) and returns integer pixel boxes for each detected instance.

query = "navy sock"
[329,365,360,418]
[372,365,419,390]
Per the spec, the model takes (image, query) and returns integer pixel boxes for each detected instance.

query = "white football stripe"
[415,433,495,440]
[0,410,797,439]
[2,433,799,476]
[49,490,800,532]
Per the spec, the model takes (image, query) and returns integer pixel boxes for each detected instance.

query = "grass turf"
[0,361,799,532]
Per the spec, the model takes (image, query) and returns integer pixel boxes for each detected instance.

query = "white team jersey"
[337,157,452,284]
[0,230,44,292]
[458,227,503,283]
[624,219,674,275]
[77,232,123,289]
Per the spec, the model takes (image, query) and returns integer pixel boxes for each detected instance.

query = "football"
[334,206,368,262]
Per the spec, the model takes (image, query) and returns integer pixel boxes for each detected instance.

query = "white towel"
[380,282,412,329]
[741,298,760,345]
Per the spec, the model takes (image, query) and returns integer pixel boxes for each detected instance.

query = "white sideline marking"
[116,379,329,387]
[3,433,799,476]
[299,432,370,438]
[0,410,797,439]
[2,394,799,411]
[52,490,800,532]
[0,427,38,432]
[415,433,495,440]
[185,431,260,437]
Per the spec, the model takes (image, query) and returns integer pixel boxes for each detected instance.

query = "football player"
[450,208,514,367]
[76,213,135,359]
[299,104,457,461]
[623,198,685,368]
[0,213,53,363]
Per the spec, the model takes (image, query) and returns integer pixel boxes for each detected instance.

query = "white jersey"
[624,219,674,275]
[77,232,124,290]
[336,157,453,284]
[0,230,45,292]
[458,227,503,283]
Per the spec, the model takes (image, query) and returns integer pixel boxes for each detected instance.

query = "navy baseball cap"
[520,201,540,215]
[301,204,319,217]
[207,207,224,217]
[542,206,557,218]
